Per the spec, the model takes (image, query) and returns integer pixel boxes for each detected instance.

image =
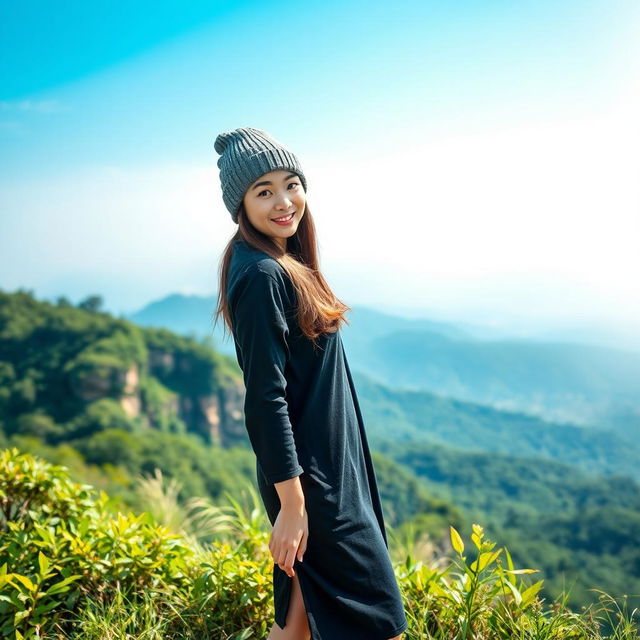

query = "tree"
[77,295,104,313]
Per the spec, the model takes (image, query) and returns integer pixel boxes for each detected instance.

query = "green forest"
[1,288,639,638]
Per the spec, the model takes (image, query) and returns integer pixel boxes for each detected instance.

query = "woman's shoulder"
[230,240,287,281]
[228,240,291,306]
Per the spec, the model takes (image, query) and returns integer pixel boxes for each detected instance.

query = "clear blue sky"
[2,0,636,172]
[1,0,639,341]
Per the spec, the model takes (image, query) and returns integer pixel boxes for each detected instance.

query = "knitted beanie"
[214,126,308,224]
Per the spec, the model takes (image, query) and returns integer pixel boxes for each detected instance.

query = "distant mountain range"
[127,293,640,438]
[352,370,640,481]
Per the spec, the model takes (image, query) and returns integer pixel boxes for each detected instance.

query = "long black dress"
[227,239,408,640]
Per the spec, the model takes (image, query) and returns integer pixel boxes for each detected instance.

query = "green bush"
[1,446,637,640]
[0,447,191,639]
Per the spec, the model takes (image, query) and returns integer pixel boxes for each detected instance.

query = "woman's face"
[242,169,306,249]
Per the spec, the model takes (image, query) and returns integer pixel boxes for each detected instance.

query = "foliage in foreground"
[1,447,638,640]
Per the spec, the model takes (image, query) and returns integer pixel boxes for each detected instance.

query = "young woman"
[214,127,408,640]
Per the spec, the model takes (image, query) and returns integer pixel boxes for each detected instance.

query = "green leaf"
[500,575,523,605]
[503,568,538,575]
[450,526,464,554]
[521,580,544,607]
[38,551,50,576]
[34,599,62,616]
[43,574,83,596]
[11,574,36,592]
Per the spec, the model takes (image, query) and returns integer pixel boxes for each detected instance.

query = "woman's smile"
[271,212,295,226]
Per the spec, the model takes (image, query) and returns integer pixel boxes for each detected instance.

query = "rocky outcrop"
[120,364,141,418]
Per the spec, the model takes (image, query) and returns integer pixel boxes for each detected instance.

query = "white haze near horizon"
[2,86,638,349]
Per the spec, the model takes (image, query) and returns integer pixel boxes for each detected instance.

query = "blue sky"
[1,0,639,343]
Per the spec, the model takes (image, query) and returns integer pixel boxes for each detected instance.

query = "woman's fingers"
[297,528,308,561]
[277,561,294,577]
[276,547,295,577]
[273,540,300,577]
[285,546,298,575]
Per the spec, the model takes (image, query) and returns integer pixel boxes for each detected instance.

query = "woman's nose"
[276,194,292,208]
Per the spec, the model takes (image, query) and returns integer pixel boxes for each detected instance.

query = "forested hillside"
[0,288,455,533]
[0,289,244,448]
[376,439,640,604]
[1,288,638,613]
[353,371,640,481]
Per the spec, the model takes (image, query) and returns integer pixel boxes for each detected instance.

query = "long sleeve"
[229,264,304,485]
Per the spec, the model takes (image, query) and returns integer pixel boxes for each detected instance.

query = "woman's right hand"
[270,502,308,578]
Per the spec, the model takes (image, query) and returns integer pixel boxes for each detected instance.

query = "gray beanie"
[214,126,308,224]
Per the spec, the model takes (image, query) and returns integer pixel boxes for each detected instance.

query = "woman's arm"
[229,264,307,576]
[229,265,304,485]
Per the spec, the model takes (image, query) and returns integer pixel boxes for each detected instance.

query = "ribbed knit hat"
[214,127,308,224]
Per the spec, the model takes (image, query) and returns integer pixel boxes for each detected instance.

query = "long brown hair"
[214,202,351,347]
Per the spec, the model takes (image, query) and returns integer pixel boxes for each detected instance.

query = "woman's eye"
[258,183,298,197]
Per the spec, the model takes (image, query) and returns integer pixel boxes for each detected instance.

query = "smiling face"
[242,169,306,250]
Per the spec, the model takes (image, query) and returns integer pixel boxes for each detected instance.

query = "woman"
[214,127,408,640]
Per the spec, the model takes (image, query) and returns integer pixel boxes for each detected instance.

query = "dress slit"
[274,561,319,639]
[295,562,321,640]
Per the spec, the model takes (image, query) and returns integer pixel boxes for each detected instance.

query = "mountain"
[352,370,640,481]
[128,293,640,435]
[127,293,221,342]
[344,329,640,432]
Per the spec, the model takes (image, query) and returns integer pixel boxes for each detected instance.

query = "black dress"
[227,239,408,640]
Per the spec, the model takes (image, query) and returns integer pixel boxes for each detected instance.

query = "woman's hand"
[269,501,308,578]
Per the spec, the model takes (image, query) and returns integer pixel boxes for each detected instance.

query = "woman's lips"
[271,212,295,226]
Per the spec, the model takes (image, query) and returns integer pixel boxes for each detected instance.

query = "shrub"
[0,447,192,639]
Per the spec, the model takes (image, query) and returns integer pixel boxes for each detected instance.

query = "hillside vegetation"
[2,448,637,640]
[354,370,640,481]
[1,288,639,618]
